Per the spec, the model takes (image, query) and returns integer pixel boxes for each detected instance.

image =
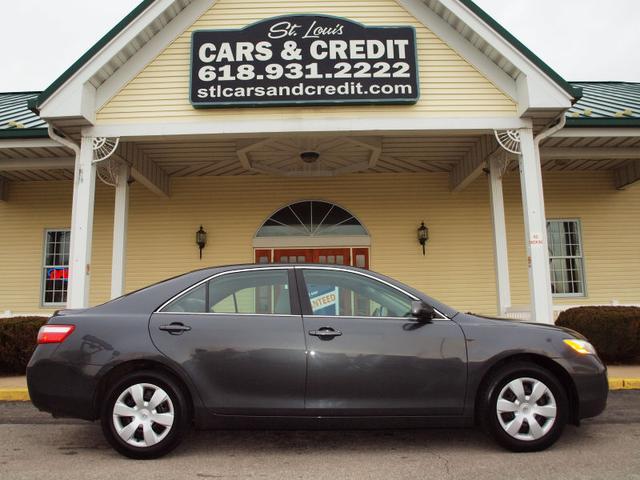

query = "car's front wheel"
[101,370,191,459]
[479,362,568,452]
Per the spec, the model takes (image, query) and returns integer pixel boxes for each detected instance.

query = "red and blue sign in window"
[47,267,69,281]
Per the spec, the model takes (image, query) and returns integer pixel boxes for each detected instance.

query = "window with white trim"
[547,220,585,296]
[42,230,70,305]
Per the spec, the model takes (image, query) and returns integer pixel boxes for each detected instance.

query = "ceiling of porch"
[131,134,485,177]
[0,144,73,182]
[537,135,640,172]
[1,132,639,185]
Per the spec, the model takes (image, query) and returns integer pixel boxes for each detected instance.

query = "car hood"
[461,313,586,340]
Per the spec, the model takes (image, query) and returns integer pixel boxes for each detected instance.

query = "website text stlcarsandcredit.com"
[196,81,414,100]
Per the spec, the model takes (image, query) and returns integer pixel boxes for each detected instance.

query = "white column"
[67,136,97,309]
[518,128,554,324]
[489,155,511,316]
[110,162,130,299]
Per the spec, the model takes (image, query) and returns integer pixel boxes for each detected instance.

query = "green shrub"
[0,316,48,375]
[556,306,640,363]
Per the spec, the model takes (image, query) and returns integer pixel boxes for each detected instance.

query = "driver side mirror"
[411,300,436,321]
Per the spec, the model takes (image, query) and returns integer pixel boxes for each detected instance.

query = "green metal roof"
[0,92,49,139]
[3,82,639,140]
[29,0,581,111]
[566,82,640,127]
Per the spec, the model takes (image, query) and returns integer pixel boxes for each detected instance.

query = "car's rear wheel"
[479,362,568,452]
[101,370,190,459]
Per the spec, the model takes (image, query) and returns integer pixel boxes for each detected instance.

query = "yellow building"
[1,0,639,321]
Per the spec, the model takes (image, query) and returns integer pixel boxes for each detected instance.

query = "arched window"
[256,201,368,238]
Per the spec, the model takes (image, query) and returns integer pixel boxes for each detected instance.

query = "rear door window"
[163,284,207,313]
[162,269,292,315]
[209,270,291,315]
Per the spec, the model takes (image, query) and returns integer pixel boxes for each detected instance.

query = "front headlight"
[563,339,596,355]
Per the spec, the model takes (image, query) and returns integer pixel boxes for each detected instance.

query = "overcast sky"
[0,0,638,92]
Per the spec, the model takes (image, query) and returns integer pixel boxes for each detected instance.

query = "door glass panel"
[302,269,412,317]
[355,254,366,268]
[209,270,291,315]
[163,284,207,313]
[272,248,365,268]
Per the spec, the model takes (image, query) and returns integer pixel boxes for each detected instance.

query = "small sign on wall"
[190,15,419,108]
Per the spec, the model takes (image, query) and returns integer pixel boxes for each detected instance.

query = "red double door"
[255,248,369,269]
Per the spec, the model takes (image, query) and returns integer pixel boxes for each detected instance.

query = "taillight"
[37,325,75,344]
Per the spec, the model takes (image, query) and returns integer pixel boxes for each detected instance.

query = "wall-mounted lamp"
[196,225,207,259]
[417,222,429,256]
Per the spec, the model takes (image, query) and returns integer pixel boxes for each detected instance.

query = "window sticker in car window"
[308,285,339,315]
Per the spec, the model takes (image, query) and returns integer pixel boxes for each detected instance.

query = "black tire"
[100,370,191,459]
[478,362,568,452]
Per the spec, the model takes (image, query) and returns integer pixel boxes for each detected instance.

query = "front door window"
[301,268,413,318]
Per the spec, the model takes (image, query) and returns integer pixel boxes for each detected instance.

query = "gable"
[96,0,517,124]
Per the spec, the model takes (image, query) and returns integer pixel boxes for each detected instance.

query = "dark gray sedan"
[27,264,607,459]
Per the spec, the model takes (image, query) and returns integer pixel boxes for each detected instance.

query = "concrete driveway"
[0,391,639,480]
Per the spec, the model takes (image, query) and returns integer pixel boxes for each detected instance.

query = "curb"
[0,379,638,402]
[0,389,30,401]
[611,378,640,390]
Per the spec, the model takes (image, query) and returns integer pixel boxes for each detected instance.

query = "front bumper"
[559,354,608,421]
[27,347,100,420]
[575,367,609,420]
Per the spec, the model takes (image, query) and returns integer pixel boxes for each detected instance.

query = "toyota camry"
[27,264,608,459]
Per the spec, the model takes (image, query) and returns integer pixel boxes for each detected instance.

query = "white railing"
[505,302,640,322]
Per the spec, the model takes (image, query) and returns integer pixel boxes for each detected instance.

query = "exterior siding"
[0,181,115,314]
[96,0,517,123]
[1,171,638,316]
[504,171,640,309]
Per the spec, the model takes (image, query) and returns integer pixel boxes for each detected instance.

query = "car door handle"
[309,327,342,339]
[159,323,192,335]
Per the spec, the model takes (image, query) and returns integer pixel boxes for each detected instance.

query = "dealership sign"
[190,15,419,108]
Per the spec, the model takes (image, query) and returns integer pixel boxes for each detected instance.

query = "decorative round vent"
[92,137,120,163]
[494,130,522,155]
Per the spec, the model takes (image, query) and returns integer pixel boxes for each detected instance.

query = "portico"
[47,119,559,324]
